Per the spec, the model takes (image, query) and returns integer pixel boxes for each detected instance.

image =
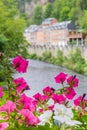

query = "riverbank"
[28,47,87,76]
[15,59,87,97]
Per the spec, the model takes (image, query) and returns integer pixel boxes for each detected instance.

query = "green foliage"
[51,0,62,19]
[0,34,8,52]
[79,10,87,30]
[42,51,52,62]
[76,0,87,11]
[16,0,87,30]
[0,53,14,83]
[72,109,87,129]
[32,5,43,25]
[81,115,87,123]
[68,7,78,21]
[64,48,86,74]
[51,0,78,21]
[28,53,38,59]
[55,50,64,66]
[29,47,87,75]
[36,125,59,130]
[43,3,53,19]
[60,6,70,21]
[69,48,85,63]
[7,124,61,130]
[17,0,26,13]
[0,0,28,57]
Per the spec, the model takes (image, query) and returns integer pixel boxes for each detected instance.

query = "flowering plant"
[0,53,87,130]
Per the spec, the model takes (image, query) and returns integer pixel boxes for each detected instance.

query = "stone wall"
[28,44,87,62]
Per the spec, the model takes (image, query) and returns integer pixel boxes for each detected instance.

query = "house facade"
[24,18,84,46]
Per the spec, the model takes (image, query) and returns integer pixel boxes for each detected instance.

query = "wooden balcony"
[67,33,82,39]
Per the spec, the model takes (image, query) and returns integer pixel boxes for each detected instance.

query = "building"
[42,18,58,27]
[24,18,84,46]
[24,25,39,45]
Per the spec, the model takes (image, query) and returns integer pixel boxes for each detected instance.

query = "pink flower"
[0,122,8,130]
[33,93,48,104]
[67,75,79,88]
[43,86,54,97]
[20,94,36,112]
[23,98,37,112]
[74,94,87,108]
[48,105,54,111]
[0,87,4,98]
[54,72,67,84]
[24,102,36,112]
[12,55,28,73]
[33,93,41,101]
[0,100,16,113]
[19,109,40,126]
[74,96,82,106]
[39,108,44,113]
[64,87,76,100]
[52,93,66,104]
[20,94,33,104]
[14,77,30,94]
[40,95,49,103]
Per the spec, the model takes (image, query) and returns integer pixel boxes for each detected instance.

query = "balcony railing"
[68,33,82,39]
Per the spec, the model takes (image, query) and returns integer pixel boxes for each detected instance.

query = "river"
[14,59,87,97]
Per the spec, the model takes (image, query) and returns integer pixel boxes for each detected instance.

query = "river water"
[15,59,87,97]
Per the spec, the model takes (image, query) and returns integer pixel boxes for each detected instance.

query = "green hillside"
[17,0,87,31]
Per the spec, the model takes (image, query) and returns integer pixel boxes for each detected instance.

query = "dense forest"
[17,0,87,31]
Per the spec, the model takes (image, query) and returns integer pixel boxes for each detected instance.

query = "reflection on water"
[14,59,87,97]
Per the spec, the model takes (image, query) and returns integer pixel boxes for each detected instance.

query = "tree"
[68,7,79,21]
[79,10,87,30]
[52,0,62,20]
[0,34,8,52]
[76,0,87,11]
[51,0,82,22]
[60,6,70,21]
[51,0,74,20]
[0,0,27,57]
[32,5,43,25]
[43,3,53,19]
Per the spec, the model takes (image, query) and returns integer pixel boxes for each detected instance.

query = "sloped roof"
[25,20,77,33]
[48,21,76,30]
[25,25,39,33]
[42,18,57,25]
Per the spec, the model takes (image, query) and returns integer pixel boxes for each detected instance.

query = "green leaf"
[81,115,87,123]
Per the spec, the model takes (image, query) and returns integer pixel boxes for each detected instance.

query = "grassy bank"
[28,48,87,76]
